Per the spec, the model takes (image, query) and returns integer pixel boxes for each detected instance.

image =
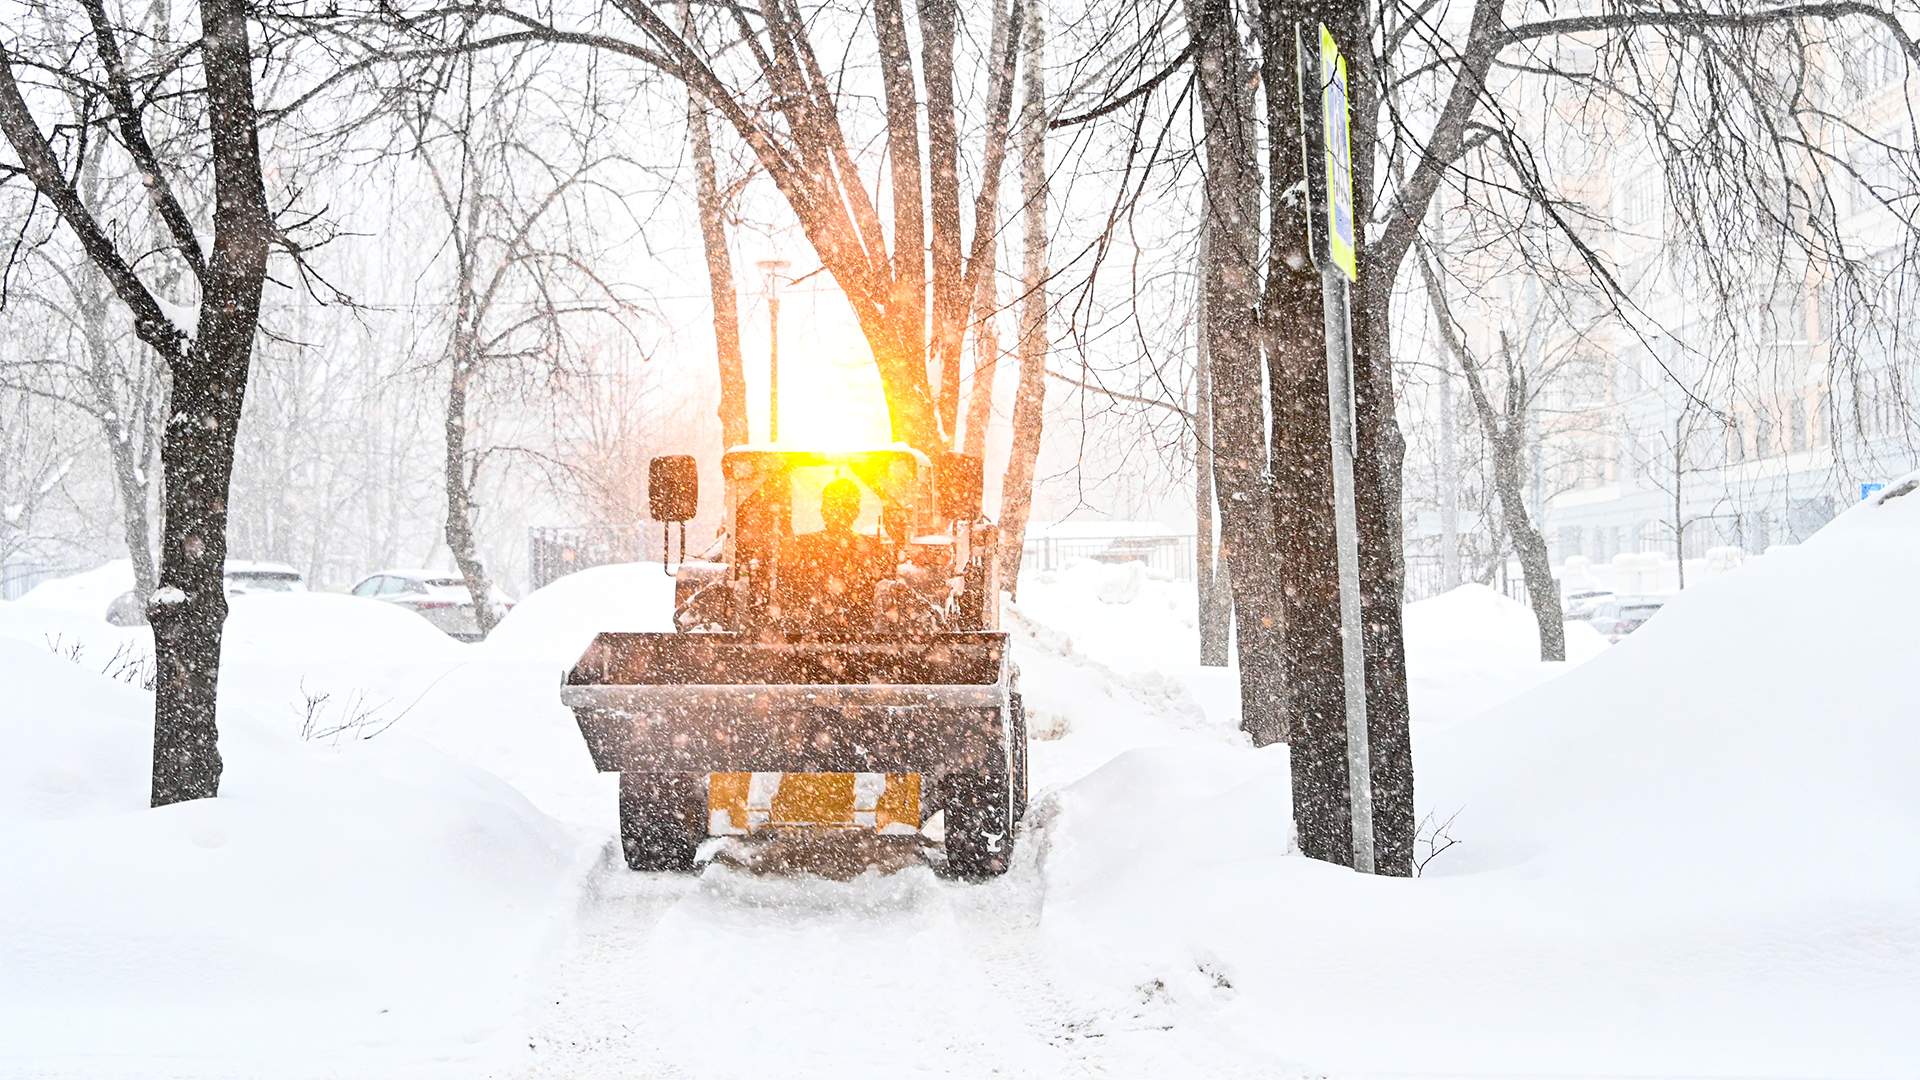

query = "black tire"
[1010,692,1030,824]
[941,768,1014,880]
[618,771,706,872]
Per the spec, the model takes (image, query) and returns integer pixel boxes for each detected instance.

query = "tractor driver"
[780,476,891,631]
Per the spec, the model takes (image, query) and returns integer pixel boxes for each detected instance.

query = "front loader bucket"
[561,631,1014,780]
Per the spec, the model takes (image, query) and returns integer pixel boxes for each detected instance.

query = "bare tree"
[555,341,668,529]
[1,0,289,804]
[997,4,1050,596]
[1417,247,1566,660]
[1628,393,1738,590]
[0,386,85,577]
[0,252,168,594]
[679,1,748,450]
[355,0,1030,454]
[399,49,630,635]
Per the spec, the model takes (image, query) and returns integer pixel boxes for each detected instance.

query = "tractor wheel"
[618,771,706,873]
[941,768,1014,880]
[1011,692,1030,824]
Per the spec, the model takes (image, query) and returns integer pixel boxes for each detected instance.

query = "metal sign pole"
[1322,270,1374,874]
[1301,22,1374,874]
[756,258,790,443]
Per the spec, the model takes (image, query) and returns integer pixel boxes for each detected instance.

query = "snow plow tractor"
[560,446,1028,880]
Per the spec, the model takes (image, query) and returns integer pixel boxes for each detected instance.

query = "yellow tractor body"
[559,447,1027,878]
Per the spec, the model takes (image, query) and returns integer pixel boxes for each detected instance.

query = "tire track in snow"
[500,822,1289,1080]
[496,850,1070,1079]
[945,807,1294,1080]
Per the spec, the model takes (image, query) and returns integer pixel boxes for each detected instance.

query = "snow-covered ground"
[4,481,1916,1078]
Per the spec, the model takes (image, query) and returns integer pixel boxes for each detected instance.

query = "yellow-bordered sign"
[1320,24,1357,282]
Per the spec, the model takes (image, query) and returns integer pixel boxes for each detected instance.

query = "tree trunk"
[1257,0,1349,853]
[1192,0,1286,748]
[919,0,965,442]
[1350,269,1416,876]
[996,3,1047,597]
[1193,238,1231,668]
[444,353,500,638]
[1673,412,1687,590]
[1438,365,1461,590]
[148,349,247,805]
[1503,459,1566,660]
[959,0,1015,461]
[1337,0,1416,876]
[78,272,161,597]
[859,310,944,453]
[147,0,273,806]
[961,240,1001,460]
[873,0,928,422]
[686,74,748,449]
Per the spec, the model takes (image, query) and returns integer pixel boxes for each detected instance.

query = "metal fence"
[527,524,663,592]
[1019,534,1196,581]
[1403,553,1536,604]
[1,562,68,601]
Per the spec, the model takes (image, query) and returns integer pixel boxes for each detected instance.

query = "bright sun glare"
[771,350,893,450]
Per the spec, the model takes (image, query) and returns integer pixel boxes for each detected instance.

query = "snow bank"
[0,635,593,1075]
[1424,479,1920,882]
[10,559,133,615]
[1007,563,1241,789]
[2,583,465,706]
[1035,476,1920,1078]
[485,562,676,669]
[1404,581,1608,725]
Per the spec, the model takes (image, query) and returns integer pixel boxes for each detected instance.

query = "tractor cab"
[661,446,995,637]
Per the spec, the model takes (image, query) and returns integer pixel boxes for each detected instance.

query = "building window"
[1620,170,1661,228]
[1790,396,1808,453]
[1756,413,1776,458]
[1767,287,1807,343]
[1845,32,1907,96]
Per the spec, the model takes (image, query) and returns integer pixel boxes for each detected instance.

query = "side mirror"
[937,452,983,521]
[648,455,698,523]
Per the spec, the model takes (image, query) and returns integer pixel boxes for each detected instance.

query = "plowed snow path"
[493,835,1287,1080]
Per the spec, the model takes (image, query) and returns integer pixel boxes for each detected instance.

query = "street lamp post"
[756,258,790,443]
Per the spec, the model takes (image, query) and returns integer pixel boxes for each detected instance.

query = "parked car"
[1587,595,1668,642]
[1564,589,1617,621]
[348,569,512,641]
[105,560,307,625]
[223,560,308,594]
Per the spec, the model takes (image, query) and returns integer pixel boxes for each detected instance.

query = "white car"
[348,569,512,641]
[223,560,308,595]
[1587,595,1668,642]
[105,560,307,625]
[1564,589,1616,621]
